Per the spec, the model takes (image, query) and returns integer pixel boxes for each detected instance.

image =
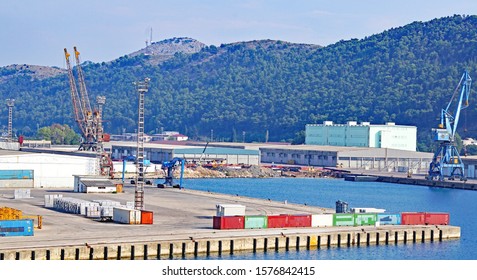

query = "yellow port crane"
[64,47,113,178]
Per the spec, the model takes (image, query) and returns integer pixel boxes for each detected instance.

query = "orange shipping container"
[141,211,154,224]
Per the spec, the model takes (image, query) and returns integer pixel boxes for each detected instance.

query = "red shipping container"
[103,133,111,142]
[267,215,289,228]
[213,216,244,230]
[424,212,449,225]
[401,212,426,225]
[287,215,312,228]
[141,210,154,224]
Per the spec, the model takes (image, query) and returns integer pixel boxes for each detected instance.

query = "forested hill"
[1,15,477,151]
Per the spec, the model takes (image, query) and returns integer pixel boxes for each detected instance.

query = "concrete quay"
[0,185,461,260]
[345,170,477,191]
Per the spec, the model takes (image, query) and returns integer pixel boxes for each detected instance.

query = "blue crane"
[157,157,185,188]
[427,70,471,181]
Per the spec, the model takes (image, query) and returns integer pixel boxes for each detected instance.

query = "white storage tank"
[113,207,141,224]
[216,204,246,216]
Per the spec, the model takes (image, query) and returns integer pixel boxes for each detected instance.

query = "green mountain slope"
[1,15,477,151]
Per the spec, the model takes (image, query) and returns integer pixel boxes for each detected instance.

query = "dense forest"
[1,15,477,152]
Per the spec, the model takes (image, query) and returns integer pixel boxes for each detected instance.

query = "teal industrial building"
[305,121,417,152]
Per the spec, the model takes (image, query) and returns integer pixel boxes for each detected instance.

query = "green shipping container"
[354,213,377,226]
[244,216,268,229]
[333,213,354,226]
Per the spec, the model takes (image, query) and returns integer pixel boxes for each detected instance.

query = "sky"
[1,0,477,68]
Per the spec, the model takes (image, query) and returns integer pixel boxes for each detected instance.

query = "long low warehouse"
[259,145,434,174]
[109,141,260,165]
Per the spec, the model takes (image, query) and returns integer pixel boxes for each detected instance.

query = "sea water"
[183,177,476,260]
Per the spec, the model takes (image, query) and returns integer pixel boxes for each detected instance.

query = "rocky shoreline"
[116,165,336,180]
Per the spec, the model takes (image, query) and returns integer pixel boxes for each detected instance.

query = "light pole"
[133,78,150,210]
[6,99,15,141]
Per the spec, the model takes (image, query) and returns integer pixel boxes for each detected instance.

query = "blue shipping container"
[0,219,34,237]
[0,170,34,180]
[377,213,401,225]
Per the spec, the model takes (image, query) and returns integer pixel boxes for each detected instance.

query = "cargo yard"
[0,184,460,260]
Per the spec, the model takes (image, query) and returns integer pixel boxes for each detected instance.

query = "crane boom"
[73,46,92,114]
[64,48,85,136]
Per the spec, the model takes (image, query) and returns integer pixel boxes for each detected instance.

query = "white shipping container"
[216,204,246,216]
[311,214,333,227]
[351,207,386,213]
[113,207,141,224]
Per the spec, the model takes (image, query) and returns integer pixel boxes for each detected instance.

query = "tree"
[37,124,80,145]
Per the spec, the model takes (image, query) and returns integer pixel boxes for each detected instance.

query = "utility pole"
[6,99,15,141]
[133,78,150,210]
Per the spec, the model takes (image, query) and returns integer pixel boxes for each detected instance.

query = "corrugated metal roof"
[174,147,259,155]
[81,180,116,188]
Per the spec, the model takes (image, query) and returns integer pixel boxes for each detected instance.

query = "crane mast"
[427,70,471,181]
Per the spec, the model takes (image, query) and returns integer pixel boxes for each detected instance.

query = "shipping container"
[311,214,333,227]
[213,216,244,230]
[333,213,355,226]
[401,212,425,225]
[215,204,246,217]
[113,207,141,224]
[0,219,34,237]
[0,170,34,180]
[377,213,401,225]
[244,216,268,229]
[267,215,288,228]
[141,211,154,224]
[287,215,312,227]
[354,213,377,226]
[424,212,449,225]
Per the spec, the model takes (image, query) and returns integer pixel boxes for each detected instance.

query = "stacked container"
[333,213,355,226]
[0,219,34,237]
[213,216,244,230]
[311,214,333,227]
[141,211,154,224]
[401,212,426,225]
[244,216,268,229]
[424,212,449,225]
[287,215,312,227]
[354,213,377,226]
[377,213,401,225]
[267,215,288,228]
[216,204,246,216]
[113,207,141,224]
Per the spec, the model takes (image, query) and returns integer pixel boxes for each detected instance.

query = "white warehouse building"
[0,150,97,188]
[305,121,417,151]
